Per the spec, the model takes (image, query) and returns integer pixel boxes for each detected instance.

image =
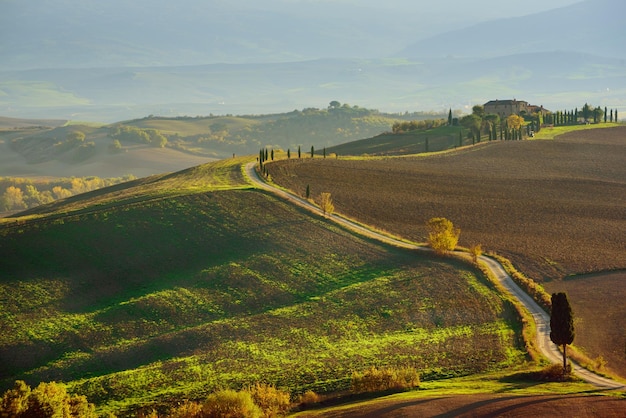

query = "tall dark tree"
[604,106,608,123]
[550,292,575,378]
[298,146,301,159]
[271,149,274,160]
[448,108,453,126]
[582,103,592,122]
[311,145,314,158]
[287,148,291,159]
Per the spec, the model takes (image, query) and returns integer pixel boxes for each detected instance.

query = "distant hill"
[400,0,625,60]
[1,0,623,123]
[0,105,436,178]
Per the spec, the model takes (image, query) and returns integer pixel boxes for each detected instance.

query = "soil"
[297,393,626,417]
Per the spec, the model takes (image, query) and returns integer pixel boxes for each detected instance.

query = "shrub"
[0,380,97,418]
[297,390,321,407]
[526,363,573,382]
[246,383,290,418]
[168,401,204,418]
[202,389,262,418]
[351,366,420,394]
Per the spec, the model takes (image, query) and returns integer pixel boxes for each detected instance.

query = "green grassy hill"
[0,158,525,415]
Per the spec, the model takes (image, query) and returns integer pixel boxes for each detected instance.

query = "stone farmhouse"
[484,99,549,118]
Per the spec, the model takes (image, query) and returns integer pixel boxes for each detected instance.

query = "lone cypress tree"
[550,292,575,378]
[448,108,453,126]
[298,146,301,159]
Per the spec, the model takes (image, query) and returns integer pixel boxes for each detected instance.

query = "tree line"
[109,125,168,148]
[543,103,618,126]
[0,175,135,212]
[457,101,617,143]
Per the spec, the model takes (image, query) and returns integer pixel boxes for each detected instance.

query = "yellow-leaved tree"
[319,192,334,217]
[427,217,460,255]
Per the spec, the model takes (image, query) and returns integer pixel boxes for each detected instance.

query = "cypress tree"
[550,292,575,378]
[610,109,614,122]
[287,148,291,159]
[604,106,608,123]
[323,147,326,158]
[448,108,453,126]
[271,149,274,160]
[311,145,314,158]
[298,146,301,159]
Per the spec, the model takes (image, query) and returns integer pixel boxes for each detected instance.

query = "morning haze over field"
[1,0,625,417]
[1,0,624,121]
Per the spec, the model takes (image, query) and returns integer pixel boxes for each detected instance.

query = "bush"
[351,366,420,394]
[246,383,290,418]
[202,389,262,418]
[529,363,573,382]
[0,380,97,418]
[168,401,204,418]
[297,390,321,407]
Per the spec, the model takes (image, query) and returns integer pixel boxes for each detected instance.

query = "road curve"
[245,162,625,390]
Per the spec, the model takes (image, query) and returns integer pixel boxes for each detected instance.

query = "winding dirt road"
[245,162,624,390]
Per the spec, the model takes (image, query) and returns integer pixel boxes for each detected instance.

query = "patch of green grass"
[532,123,619,140]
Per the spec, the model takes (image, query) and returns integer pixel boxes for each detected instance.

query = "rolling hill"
[0,106,435,179]
[0,157,526,415]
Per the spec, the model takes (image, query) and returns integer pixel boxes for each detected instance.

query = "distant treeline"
[0,175,135,212]
[138,103,448,156]
[391,119,447,133]
[109,125,168,148]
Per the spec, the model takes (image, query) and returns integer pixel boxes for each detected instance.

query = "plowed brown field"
[268,127,626,281]
[267,126,626,378]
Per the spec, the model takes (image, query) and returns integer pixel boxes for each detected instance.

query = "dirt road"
[245,161,624,390]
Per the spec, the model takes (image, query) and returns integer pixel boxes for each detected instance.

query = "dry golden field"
[268,126,626,378]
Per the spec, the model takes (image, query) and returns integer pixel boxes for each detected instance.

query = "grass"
[532,122,619,139]
[0,157,528,416]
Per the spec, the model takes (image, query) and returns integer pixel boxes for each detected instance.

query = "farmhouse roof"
[484,99,528,106]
